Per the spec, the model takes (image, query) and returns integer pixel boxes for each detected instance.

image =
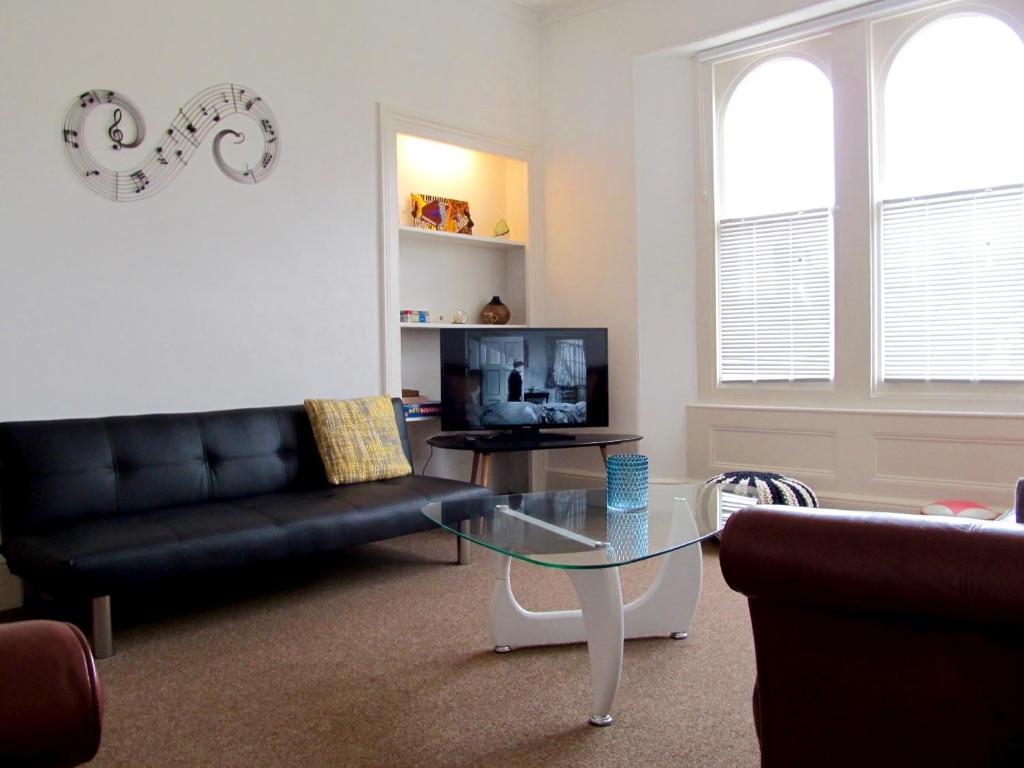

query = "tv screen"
[440,328,609,432]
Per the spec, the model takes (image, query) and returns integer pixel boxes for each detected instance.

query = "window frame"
[711,40,838,391]
[870,3,1024,401]
[694,0,1024,412]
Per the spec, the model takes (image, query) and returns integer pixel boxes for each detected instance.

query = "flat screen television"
[440,327,609,433]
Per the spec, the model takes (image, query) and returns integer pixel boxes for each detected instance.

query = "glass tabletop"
[421,483,760,569]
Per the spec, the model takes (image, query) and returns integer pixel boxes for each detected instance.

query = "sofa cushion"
[105,414,210,514]
[199,407,321,501]
[0,419,119,537]
[0,406,329,539]
[4,475,489,595]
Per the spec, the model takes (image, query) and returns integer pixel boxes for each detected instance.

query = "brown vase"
[481,296,511,325]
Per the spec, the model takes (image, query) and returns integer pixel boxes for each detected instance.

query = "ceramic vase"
[481,296,511,325]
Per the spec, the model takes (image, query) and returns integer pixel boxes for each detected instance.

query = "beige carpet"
[87,530,760,767]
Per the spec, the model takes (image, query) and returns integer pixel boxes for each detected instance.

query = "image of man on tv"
[507,360,524,402]
[450,331,598,429]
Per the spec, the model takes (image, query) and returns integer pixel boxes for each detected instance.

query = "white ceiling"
[497,0,626,26]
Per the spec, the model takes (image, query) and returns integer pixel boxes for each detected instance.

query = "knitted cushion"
[304,396,412,485]
[705,471,818,507]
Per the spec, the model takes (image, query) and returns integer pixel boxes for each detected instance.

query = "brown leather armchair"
[720,506,1024,768]
[0,620,103,766]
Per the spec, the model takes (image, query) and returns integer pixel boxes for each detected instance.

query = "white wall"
[542,0,1024,514]
[634,52,698,482]
[0,0,541,608]
[539,0,849,485]
[0,0,540,421]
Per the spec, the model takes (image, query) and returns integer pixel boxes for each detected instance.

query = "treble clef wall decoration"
[61,83,281,201]
[106,107,140,151]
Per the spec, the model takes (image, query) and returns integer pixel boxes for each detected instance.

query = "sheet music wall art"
[61,83,280,201]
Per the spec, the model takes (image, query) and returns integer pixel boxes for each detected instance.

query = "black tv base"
[426,431,643,488]
[478,428,569,444]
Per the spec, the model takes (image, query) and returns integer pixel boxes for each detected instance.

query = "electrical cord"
[420,444,435,476]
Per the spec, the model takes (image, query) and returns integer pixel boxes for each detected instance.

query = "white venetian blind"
[879,14,1024,383]
[716,56,835,383]
[880,184,1024,381]
[718,208,834,382]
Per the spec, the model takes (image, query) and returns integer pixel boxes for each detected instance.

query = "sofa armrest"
[0,620,103,767]
[720,505,1024,626]
[390,397,414,471]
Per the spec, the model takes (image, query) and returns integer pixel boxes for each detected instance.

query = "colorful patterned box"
[411,194,474,235]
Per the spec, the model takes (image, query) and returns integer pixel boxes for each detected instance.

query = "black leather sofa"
[0,399,488,658]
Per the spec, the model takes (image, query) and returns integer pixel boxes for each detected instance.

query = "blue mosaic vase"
[607,508,650,560]
[606,454,649,511]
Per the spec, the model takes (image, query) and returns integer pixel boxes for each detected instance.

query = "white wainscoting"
[709,426,837,478]
[686,404,1024,514]
[545,468,608,491]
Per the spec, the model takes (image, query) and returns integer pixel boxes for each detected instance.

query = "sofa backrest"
[0,399,412,539]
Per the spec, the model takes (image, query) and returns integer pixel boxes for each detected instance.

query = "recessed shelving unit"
[379,107,541,491]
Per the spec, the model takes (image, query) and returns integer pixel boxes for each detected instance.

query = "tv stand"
[426,431,642,488]
[482,428,568,444]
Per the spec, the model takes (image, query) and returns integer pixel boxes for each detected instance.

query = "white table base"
[488,521,703,726]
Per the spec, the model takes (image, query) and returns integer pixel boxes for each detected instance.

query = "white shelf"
[405,414,440,422]
[398,225,526,250]
[401,322,528,330]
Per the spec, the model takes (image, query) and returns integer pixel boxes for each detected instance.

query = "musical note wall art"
[61,83,281,201]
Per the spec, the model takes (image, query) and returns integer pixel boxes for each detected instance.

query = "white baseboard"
[0,557,23,611]
[545,468,927,514]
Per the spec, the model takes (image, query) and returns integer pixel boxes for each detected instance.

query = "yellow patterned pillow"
[304,396,412,485]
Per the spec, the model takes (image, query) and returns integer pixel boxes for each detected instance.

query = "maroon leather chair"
[0,620,103,766]
[721,506,1024,768]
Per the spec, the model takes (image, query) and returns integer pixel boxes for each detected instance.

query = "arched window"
[879,13,1024,382]
[717,57,835,382]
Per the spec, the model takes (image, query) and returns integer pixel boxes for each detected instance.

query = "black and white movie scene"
[461,331,587,428]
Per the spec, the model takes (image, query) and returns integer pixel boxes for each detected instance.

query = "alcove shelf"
[380,107,541,493]
[398,226,527,251]
[400,322,529,331]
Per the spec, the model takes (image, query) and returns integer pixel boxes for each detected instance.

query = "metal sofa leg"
[89,595,114,659]
[457,519,473,565]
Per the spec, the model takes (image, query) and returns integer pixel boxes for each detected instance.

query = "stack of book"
[401,390,441,419]
[400,310,431,323]
[403,401,441,418]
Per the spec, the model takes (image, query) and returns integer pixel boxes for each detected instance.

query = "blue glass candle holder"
[606,454,649,511]
[607,508,650,560]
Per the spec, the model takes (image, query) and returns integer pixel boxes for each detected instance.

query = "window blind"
[880,184,1024,382]
[717,208,834,382]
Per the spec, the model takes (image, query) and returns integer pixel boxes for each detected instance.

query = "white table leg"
[566,566,624,726]
[622,506,702,639]
[485,499,702,725]
[490,552,624,725]
[490,553,587,649]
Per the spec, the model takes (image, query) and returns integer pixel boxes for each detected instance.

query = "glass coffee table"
[421,482,759,726]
